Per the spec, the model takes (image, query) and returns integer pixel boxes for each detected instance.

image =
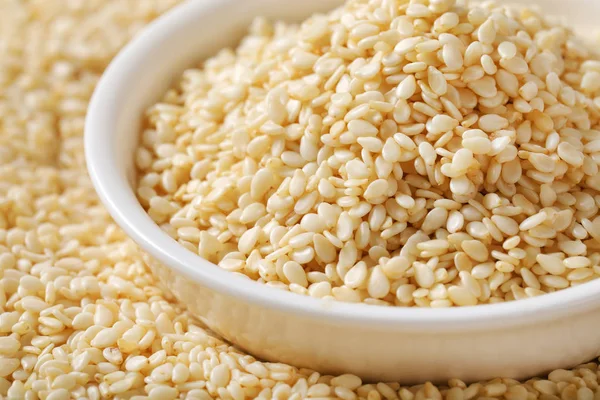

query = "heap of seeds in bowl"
[136,0,600,307]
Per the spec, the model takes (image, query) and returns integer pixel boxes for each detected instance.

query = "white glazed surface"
[85,0,600,383]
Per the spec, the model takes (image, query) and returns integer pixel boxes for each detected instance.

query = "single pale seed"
[536,254,566,275]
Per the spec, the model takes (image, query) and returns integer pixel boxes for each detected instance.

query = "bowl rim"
[85,0,600,332]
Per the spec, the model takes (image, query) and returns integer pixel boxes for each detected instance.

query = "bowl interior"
[85,0,600,331]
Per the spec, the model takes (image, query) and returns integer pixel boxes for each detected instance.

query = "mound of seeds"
[137,0,600,307]
[2,0,600,399]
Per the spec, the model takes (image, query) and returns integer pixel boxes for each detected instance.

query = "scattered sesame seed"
[3,0,600,398]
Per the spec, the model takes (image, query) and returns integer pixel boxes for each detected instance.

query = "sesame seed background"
[1,0,600,399]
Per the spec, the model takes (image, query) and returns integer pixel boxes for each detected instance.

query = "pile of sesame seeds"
[1,0,600,399]
[137,0,600,308]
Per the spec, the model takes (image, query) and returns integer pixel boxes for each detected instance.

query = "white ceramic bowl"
[85,0,600,383]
